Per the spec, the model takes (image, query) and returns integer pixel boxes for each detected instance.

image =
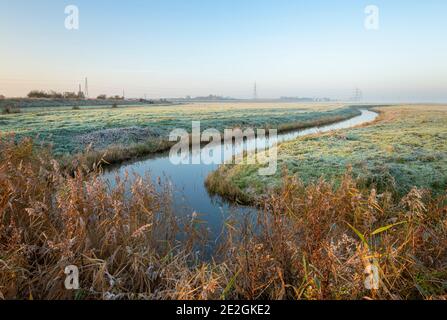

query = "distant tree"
[49,91,63,99]
[63,92,78,99]
[97,94,107,100]
[0,94,5,100]
[27,90,50,98]
[27,90,67,99]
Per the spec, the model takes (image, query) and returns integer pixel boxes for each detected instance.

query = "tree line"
[27,90,85,99]
[26,90,127,100]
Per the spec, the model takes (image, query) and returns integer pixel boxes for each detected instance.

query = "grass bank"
[206,105,447,204]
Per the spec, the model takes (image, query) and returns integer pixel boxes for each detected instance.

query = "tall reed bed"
[228,173,447,299]
[0,137,227,299]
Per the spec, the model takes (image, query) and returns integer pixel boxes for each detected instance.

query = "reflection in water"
[102,109,378,244]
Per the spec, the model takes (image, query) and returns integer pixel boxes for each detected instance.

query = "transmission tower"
[253,82,258,100]
[84,78,89,99]
[353,88,363,102]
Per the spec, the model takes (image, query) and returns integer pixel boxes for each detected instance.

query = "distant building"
[0,94,5,100]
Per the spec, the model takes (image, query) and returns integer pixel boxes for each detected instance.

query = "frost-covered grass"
[207,105,447,202]
[0,102,353,155]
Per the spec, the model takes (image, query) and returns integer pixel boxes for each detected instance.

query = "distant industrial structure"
[78,84,83,98]
[253,82,258,100]
[74,77,88,99]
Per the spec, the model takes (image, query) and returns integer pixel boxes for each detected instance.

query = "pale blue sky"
[1,0,446,101]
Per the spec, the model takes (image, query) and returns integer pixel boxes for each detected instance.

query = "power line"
[352,87,363,102]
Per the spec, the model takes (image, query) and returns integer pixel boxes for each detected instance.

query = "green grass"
[207,105,447,202]
[0,102,357,156]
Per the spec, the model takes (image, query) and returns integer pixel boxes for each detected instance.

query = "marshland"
[1,102,446,300]
[2,0,447,302]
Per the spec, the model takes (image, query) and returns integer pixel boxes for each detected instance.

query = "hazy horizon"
[1,0,446,102]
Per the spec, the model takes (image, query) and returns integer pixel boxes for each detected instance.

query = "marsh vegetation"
[0,104,446,300]
[1,137,445,299]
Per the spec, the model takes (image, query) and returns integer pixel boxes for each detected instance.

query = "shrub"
[64,92,79,99]
[27,90,50,98]
[1,105,21,114]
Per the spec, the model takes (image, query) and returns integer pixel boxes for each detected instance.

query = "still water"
[103,109,378,241]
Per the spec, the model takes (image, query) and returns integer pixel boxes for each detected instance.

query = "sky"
[0,0,446,102]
